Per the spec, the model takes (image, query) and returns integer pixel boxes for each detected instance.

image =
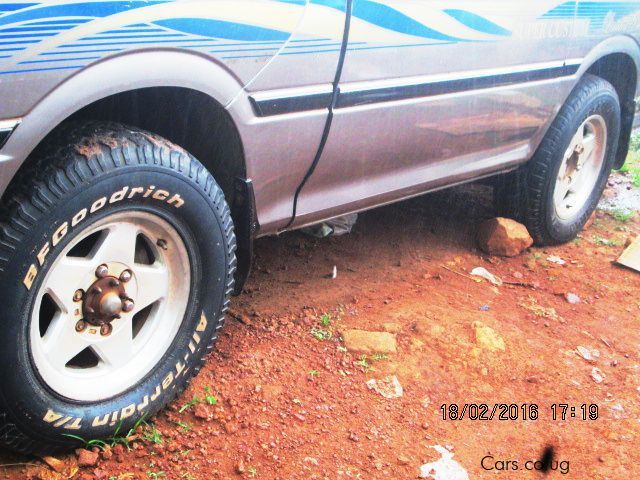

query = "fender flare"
[0,49,244,196]
[574,34,640,91]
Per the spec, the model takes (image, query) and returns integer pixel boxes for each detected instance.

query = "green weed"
[179,396,200,413]
[204,387,218,406]
[310,327,332,341]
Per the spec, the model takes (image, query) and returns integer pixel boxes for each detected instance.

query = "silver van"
[0,0,638,453]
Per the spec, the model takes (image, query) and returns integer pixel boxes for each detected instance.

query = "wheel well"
[14,86,254,292]
[64,87,246,202]
[586,53,638,168]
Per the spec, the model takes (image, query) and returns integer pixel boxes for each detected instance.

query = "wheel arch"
[574,35,640,169]
[0,49,256,293]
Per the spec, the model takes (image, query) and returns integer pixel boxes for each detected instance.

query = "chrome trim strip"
[249,60,582,116]
[249,84,334,117]
[0,118,21,149]
[337,63,580,108]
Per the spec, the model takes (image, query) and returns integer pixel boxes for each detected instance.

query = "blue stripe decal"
[102,28,167,34]
[28,19,90,25]
[0,32,56,38]
[0,25,76,32]
[20,55,100,63]
[154,18,291,42]
[443,9,511,36]
[82,33,185,40]
[41,48,123,55]
[57,38,221,47]
[0,39,38,45]
[0,64,85,74]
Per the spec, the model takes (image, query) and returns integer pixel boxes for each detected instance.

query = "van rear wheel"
[495,74,621,245]
[0,122,235,455]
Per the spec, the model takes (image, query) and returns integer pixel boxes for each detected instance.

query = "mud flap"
[231,177,258,295]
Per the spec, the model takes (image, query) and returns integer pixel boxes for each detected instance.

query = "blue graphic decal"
[0,1,169,27]
[443,9,510,36]
[352,0,462,42]
[542,1,640,30]
[154,18,291,42]
[0,3,38,14]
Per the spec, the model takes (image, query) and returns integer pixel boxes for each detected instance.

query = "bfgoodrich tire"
[496,74,621,245]
[0,122,235,455]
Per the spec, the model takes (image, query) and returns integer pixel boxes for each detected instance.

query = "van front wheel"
[0,122,235,455]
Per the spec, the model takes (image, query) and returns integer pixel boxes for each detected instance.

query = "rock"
[397,455,411,465]
[472,321,505,352]
[194,403,211,420]
[100,446,112,460]
[565,293,581,304]
[42,456,65,473]
[76,449,99,468]
[591,367,605,384]
[547,255,566,265]
[342,329,397,354]
[366,376,404,399]
[225,422,239,434]
[476,217,533,257]
[576,346,599,362]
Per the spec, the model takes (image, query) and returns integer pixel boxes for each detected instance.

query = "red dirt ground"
[2,181,639,480]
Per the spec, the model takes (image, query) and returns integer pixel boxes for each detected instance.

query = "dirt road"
[2,177,639,480]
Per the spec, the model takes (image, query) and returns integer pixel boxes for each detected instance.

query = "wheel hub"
[80,266,134,328]
[553,114,607,220]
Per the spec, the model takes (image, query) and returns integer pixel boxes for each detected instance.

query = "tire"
[495,74,621,245]
[0,122,235,455]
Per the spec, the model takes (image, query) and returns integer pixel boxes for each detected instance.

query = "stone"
[76,449,99,468]
[41,456,65,473]
[194,403,211,420]
[591,367,604,383]
[342,329,397,354]
[366,376,403,399]
[477,217,533,257]
[472,321,506,352]
[565,292,581,304]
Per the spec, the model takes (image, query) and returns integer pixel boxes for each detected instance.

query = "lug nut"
[73,289,84,302]
[157,239,168,250]
[122,299,135,313]
[75,320,87,332]
[95,264,109,278]
[100,324,113,336]
[109,278,120,287]
[119,270,132,283]
[91,286,103,295]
